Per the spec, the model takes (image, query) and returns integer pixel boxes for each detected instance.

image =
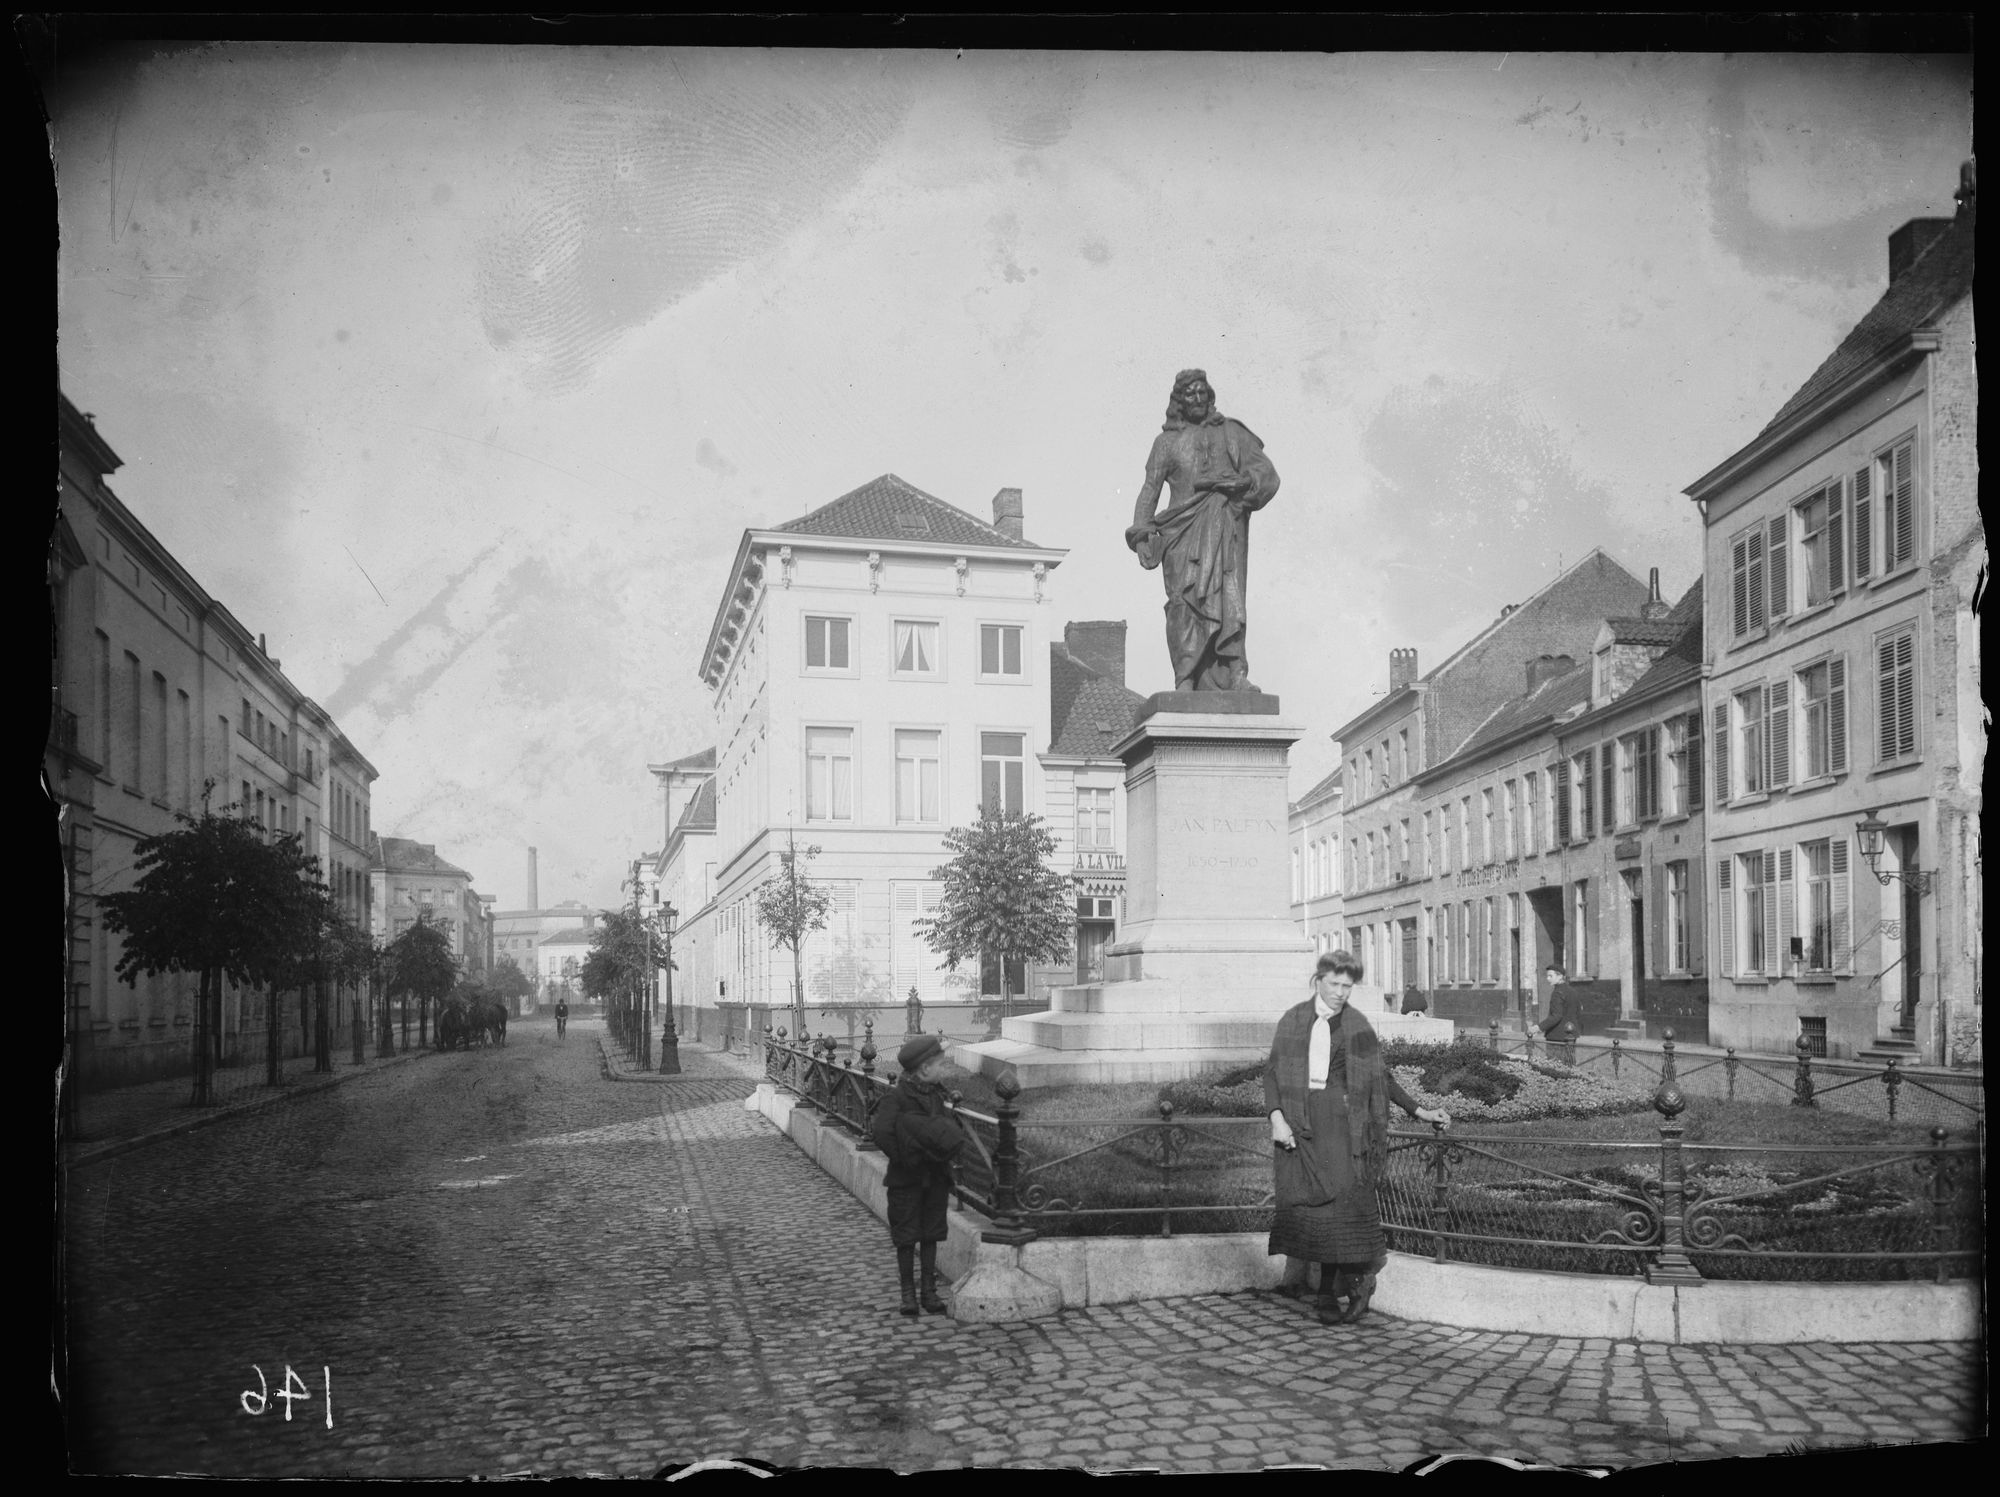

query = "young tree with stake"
[919,807,1075,1036]
[754,831,831,1038]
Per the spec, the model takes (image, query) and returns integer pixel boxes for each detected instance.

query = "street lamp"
[1854,812,1935,893]
[654,901,681,1075]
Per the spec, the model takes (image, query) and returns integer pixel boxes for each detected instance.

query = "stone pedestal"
[959,710,1318,1087]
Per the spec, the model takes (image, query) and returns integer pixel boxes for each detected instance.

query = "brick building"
[1685,167,1980,1063]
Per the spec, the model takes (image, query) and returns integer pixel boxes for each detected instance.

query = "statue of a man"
[1124,369,1281,692]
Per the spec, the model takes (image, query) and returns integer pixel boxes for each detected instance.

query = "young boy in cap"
[869,1033,966,1316]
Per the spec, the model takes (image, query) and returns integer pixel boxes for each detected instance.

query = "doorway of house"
[1510,926,1524,1029]
[1400,921,1420,1012]
[1076,896,1117,983]
[1629,881,1647,1017]
[1526,886,1565,1024]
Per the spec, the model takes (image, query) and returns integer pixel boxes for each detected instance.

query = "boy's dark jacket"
[870,1075,966,1188]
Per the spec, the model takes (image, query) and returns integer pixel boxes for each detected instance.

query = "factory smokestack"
[527,846,539,911]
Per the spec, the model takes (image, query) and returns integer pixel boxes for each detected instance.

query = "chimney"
[1389,648,1419,692]
[258,633,267,654]
[1641,566,1672,621]
[1063,620,1127,685]
[1526,653,1574,693]
[527,846,539,912]
[991,487,1024,541]
[1888,217,1952,282]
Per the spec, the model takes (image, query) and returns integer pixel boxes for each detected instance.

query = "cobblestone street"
[62,1019,1982,1476]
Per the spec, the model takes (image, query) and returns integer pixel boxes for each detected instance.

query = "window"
[1292,848,1302,902]
[153,673,169,799]
[1483,898,1497,982]
[1616,735,1638,827]
[1523,772,1540,853]
[894,730,941,823]
[1740,852,1766,976]
[1362,750,1374,799]
[1076,786,1113,848]
[1877,438,1916,574]
[1572,880,1591,974]
[1592,648,1609,702]
[1381,739,1393,786]
[1632,727,1661,822]
[1733,688,1765,797]
[980,623,1023,678]
[1664,719,1688,815]
[1459,901,1475,980]
[241,699,253,738]
[1421,811,1434,875]
[1570,753,1593,840]
[1458,798,1472,864]
[1796,481,1845,608]
[1797,657,1849,780]
[1397,818,1410,872]
[804,616,851,671]
[1364,831,1377,887]
[1398,729,1410,780]
[1502,781,1517,859]
[1666,861,1689,972]
[124,653,142,787]
[980,732,1025,814]
[893,620,940,676]
[806,727,855,821]
[1876,626,1917,763]
[97,632,113,764]
[1730,523,1768,638]
[1480,789,1494,864]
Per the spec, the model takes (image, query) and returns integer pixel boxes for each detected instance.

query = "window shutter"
[1717,859,1734,977]
[1766,679,1791,789]
[1650,862,1666,977]
[1826,478,1845,589]
[1577,758,1593,840]
[1767,514,1789,618]
[1851,464,1873,581]
[1891,439,1915,569]
[1746,529,1767,631]
[1555,760,1571,844]
[1687,857,1706,976]
[1600,743,1616,830]
[1732,538,1750,636]
[1827,656,1849,773]
[1776,848,1796,976]
[1685,712,1704,808]
[1894,633,1915,758]
[1583,882,1599,976]
[1830,840,1852,972]
[1711,704,1730,807]
[1761,851,1780,978]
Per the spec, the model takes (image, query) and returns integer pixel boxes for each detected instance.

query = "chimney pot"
[1888,217,1952,283]
[1388,648,1419,691]
[1063,620,1127,685]
[991,487,1024,541]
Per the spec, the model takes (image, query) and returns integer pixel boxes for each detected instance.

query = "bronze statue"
[1124,369,1280,692]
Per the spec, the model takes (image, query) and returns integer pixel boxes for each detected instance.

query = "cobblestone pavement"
[62,1017,1983,1476]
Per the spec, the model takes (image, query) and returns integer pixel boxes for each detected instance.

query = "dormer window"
[1593,647,1610,702]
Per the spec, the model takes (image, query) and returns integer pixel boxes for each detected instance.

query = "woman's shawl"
[1263,999,1392,1186]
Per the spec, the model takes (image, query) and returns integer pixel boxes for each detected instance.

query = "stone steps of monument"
[953,1036,1271,1088]
[1004,1009,1283,1052]
[1051,980,1394,1015]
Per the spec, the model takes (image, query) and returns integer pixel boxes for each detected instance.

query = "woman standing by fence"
[1267,952,1450,1325]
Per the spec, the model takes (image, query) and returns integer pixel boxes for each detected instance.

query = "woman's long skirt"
[1267,1079,1387,1270]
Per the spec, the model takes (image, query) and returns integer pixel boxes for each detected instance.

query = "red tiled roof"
[1049,644,1147,757]
[777,473,1036,549]
[1758,206,1975,438]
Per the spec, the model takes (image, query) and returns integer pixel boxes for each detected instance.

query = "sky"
[53,47,1974,911]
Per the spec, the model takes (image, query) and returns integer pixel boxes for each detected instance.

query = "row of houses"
[1292,178,1980,1066]
[51,393,495,1084]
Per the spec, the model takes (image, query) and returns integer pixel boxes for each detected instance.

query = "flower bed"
[1157,1037,1656,1123]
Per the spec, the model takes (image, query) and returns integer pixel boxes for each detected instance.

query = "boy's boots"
[918,1241,948,1315]
[1316,1266,1351,1326]
[897,1244,919,1317]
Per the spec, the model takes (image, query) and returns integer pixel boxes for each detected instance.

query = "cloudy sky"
[54,47,1973,910]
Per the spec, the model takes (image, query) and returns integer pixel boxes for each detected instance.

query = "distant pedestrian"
[1267,951,1450,1326]
[1538,965,1572,1039]
[555,998,569,1041]
[869,1033,966,1317]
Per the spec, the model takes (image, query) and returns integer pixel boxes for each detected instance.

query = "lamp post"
[1855,812,1935,894]
[656,901,681,1075]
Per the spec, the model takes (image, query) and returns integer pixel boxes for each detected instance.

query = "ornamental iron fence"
[761,1026,1982,1283]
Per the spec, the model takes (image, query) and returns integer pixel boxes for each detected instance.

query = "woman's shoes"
[1343,1273,1378,1324]
[900,1283,920,1317]
[1315,1271,1351,1326]
[919,1276,948,1315]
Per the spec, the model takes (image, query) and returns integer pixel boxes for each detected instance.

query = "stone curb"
[66,1046,433,1169]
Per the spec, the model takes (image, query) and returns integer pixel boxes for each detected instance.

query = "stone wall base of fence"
[745,1081,1979,1342]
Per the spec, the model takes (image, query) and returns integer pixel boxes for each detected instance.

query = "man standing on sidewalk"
[555,998,569,1041]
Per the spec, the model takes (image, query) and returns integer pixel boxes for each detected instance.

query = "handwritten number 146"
[240,1365,333,1427]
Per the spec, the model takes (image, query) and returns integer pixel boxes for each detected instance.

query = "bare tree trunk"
[792,940,805,1038]
[314,974,331,1073]
[266,983,281,1086]
[350,981,366,1065]
[191,967,214,1106]
[419,993,429,1050]
[400,990,409,1049]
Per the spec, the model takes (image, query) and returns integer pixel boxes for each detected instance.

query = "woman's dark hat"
[898,1033,945,1071]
